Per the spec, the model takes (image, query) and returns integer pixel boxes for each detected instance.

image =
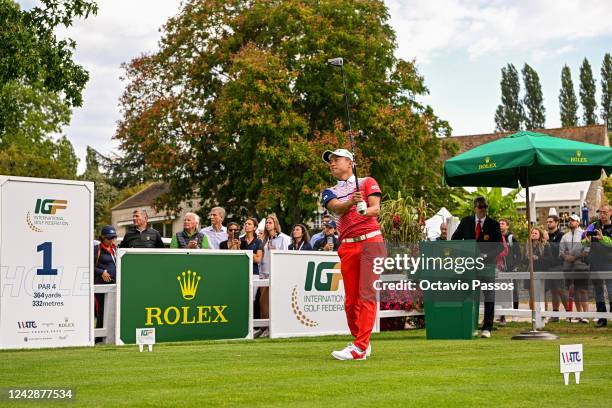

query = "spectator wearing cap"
[94,225,117,334]
[171,212,209,249]
[560,213,589,322]
[119,209,165,248]
[310,214,334,247]
[313,220,340,251]
[95,225,118,283]
[289,224,313,251]
[200,206,228,249]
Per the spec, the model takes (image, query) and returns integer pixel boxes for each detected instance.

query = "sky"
[17,0,612,172]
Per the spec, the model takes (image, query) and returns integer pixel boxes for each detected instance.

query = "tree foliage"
[0,0,97,178]
[115,0,452,229]
[79,147,118,233]
[601,53,612,130]
[451,187,521,221]
[559,65,579,128]
[521,64,545,130]
[579,58,598,125]
[494,64,523,132]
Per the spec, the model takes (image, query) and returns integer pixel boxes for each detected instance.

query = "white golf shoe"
[331,343,367,360]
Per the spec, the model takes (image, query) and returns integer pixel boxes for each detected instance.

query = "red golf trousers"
[338,234,385,351]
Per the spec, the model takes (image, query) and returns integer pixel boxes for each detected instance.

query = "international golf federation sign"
[269,251,351,338]
[0,176,94,349]
[117,250,252,344]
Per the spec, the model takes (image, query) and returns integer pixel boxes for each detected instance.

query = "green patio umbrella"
[443,130,612,339]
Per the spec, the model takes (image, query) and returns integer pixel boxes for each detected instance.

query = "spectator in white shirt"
[200,206,228,249]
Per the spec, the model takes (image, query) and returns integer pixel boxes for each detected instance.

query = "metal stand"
[511,178,559,340]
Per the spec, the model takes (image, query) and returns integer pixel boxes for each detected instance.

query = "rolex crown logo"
[485,157,490,163]
[576,150,581,157]
[177,270,201,300]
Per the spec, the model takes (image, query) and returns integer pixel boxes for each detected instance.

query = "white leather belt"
[341,230,382,243]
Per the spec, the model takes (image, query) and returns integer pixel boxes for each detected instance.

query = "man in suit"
[451,196,503,338]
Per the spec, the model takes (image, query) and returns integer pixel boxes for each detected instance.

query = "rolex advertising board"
[117,250,252,344]
[269,251,354,339]
[0,176,94,349]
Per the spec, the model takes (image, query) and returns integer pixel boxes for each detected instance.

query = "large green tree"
[601,53,612,130]
[559,65,579,127]
[494,63,523,132]
[579,58,598,125]
[0,0,97,178]
[115,0,452,228]
[522,63,545,130]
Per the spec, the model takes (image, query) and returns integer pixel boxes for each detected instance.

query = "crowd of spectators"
[93,202,611,336]
[440,203,612,329]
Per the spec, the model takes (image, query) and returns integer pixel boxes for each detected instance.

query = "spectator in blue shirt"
[310,214,333,247]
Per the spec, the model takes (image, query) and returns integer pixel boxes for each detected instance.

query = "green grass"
[1,322,611,407]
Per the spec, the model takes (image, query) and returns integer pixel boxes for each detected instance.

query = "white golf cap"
[322,148,354,163]
[569,214,580,222]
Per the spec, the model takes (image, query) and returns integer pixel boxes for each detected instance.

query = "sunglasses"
[476,205,488,209]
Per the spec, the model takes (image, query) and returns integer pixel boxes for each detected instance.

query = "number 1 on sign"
[37,242,58,275]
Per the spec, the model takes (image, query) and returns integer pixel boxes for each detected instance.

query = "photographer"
[583,204,612,327]
[220,222,245,250]
[313,220,340,251]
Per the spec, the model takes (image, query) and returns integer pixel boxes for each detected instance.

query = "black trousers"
[481,289,495,331]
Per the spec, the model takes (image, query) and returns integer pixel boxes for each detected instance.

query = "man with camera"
[310,214,334,247]
[313,220,340,251]
[583,204,612,327]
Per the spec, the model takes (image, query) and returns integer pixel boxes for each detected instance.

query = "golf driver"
[327,57,367,215]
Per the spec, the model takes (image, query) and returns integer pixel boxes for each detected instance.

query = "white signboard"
[270,251,352,339]
[0,176,93,349]
[136,328,155,352]
[560,344,583,385]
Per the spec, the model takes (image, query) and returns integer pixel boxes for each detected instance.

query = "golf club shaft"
[340,64,360,192]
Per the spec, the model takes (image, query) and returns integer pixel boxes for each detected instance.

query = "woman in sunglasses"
[219,222,245,250]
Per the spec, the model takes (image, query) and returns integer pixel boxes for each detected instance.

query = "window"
[150,221,173,238]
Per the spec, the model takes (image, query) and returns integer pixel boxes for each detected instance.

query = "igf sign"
[0,176,94,349]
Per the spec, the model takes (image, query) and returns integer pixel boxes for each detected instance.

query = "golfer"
[321,148,384,360]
